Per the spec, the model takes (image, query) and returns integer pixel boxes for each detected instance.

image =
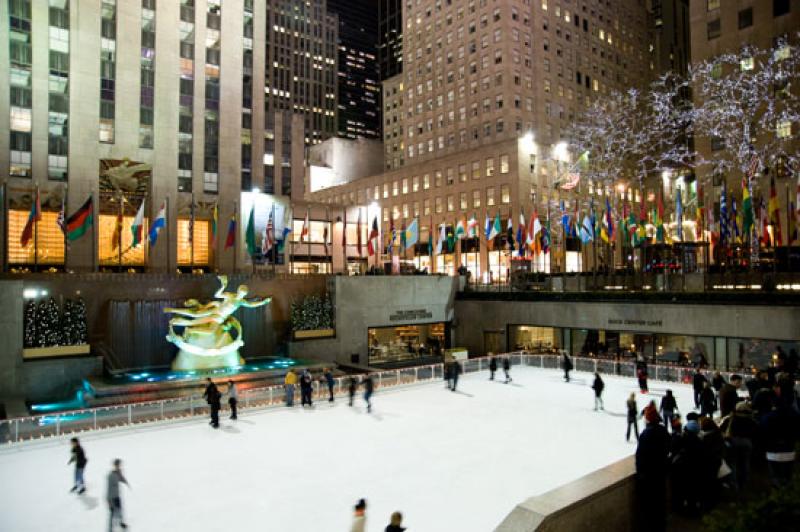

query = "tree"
[36,297,63,347]
[71,298,88,344]
[23,299,37,348]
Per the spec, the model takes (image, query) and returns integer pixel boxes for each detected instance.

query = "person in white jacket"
[350,498,367,532]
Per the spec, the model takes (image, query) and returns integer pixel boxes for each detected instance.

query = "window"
[393,181,399,196]
[447,195,455,212]
[413,175,419,192]
[707,19,720,40]
[472,161,480,179]
[486,187,495,206]
[707,0,720,10]
[424,173,430,189]
[435,170,443,187]
[774,0,790,17]
[383,183,390,198]
[500,154,510,173]
[501,185,510,204]
[459,164,467,182]
[447,167,455,185]
[738,8,752,29]
[740,56,754,71]
[472,189,481,208]
[423,199,431,215]
[460,192,468,210]
[402,178,409,194]
[486,157,494,177]
[777,120,792,138]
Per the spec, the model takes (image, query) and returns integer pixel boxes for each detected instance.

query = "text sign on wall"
[607,318,663,328]
[389,309,433,322]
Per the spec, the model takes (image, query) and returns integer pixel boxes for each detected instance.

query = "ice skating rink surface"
[0,367,696,532]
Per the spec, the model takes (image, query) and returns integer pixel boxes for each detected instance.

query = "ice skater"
[348,376,358,406]
[450,359,462,391]
[323,368,335,402]
[489,356,497,380]
[363,374,374,413]
[350,498,367,532]
[68,437,87,494]
[106,458,130,531]
[659,389,677,433]
[227,380,238,420]
[300,369,314,407]
[444,360,453,389]
[592,372,605,410]
[563,352,573,382]
[203,378,221,428]
[503,357,512,383]
[626,392,639,442]
[284,368,297,407]
[637,365,649,393]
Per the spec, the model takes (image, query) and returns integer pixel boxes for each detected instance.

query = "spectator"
[284,369,297,407]
[699,381,716,418]
[711,371,725,395]
[592,373,604,411]
[699,418,724,510]
[670,419,703,516]
[635,408,669,532]
[719,374,742,418]
[720,402,758,492]
[761,375,800,487]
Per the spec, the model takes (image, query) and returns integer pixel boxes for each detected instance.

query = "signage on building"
[607,318,663,328]
[389,309,433,322]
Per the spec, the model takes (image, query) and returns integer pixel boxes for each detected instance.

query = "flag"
[506,215,515,252]
[467,214,478,238]
[489,213,501,241]
[111,210,123,252]
[211,202,218,246]
[149,200,167,247]
[675,187,683,241]
[731,195,740,242]
[768,177,782,246]
[263,205,275,254]
[405,218,419,248]
[560,200,569,230]
[790,200,797,244]
[655,192,665,243]
[323,219,329,256]
[484,214,492,240]
[65,196,93,242]
[516,211,525,255]
[455,218,466,239]
[580,215,594,243]
[20,189,41,247]
[388,216,396,254]
[131,200,146,248]
[436,223,446,255]
[446,223,455,252]
[529,212,541,255]
[719,183,729,245]
[635,196,648,246]
[572,202,580,239]
[695,184,704,241]
[604,197,615,241]
[188,196,195,245]
[400,220,407,249]
[758,196,770,247]
[541,217,551,254]
[301,209,309,241]
[600,210,610,243]
[356,208,363,256]
[427,217,433,256]
[367,215,380,256]
[57,193,66,234]
[278,206,291,252]
[245,205,256,255]
[741,177,754,237]
[224,215,236,250]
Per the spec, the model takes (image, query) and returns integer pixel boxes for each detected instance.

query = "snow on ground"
[0,367,696,532]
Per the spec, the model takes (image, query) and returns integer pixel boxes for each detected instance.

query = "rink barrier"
[0,353,737,445]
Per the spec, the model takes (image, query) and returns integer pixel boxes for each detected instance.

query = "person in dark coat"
[106,458,130,532]
[592,372,604,410]
[719,374,741,418]
[670,419,704,516]
[323,368,335,402]
[348,376,358,407]
[227,380,238,420]
[300,369,314,407]
[659,390,677,433]
[761,379,800,487]
[720,401,758,492]
[635,408,670,532]
[711,371,725,394]
[699,380,716,418]
[444,360,454,389]
[203,378,221,428]
[68,437,87,494]
[385,511,406,532]
[637,365,649,393]
[563,353,573,382]
[626,392,639,442]
[489,357,497,380]
[502,357,512,383]
[692,371,707,408]
[699,418,725,510]
[363,375,375,413]
[450,360,462,391]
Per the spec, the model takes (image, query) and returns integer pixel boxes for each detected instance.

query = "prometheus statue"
[164,275,271,371]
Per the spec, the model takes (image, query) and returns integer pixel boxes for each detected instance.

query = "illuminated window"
[423,174,430,189]
[460,192,468,210]
[435,197,443,213]
[486,187,495,206]
[99,213,148,266]
[423,199,430,215]
[8,210,65,265]
[402,178,409,194]
[472,161,480,179]
[500,154,510,173]
[473,189,481,208]
[486,157,494,177]
[740,57,754,71]
[777,120,792,138]
[501,185,510,204]
[412,175,419,191]
[447,195,455,212]
[393,181,399,196]
[707,0,720,10]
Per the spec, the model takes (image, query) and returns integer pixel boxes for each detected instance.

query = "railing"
[0,353,738,445]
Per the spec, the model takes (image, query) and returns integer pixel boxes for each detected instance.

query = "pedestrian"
[635,407,669,532]
[300,369,314,407]
[363,374,374,413]
[699,380,716,418]
[348,376,358,407]
[106,458,130,531]
[451,359,462,391]
[227,380,238,420]
[659,389,677,433]
[284,369,297,407]
[720,401,757,492]
[626,392,639,442]
[323,368,335,402]
[719,374,741,418]
[385,511,406,532]
[203,378,221,428]
[350,498,367,532]
[637,365,649,393]
[503,357,512,383]
[68,437,87,494]
[592,372,604,411]
[563,352,573,383]
[489,356,497,380]
[692,370,707,409]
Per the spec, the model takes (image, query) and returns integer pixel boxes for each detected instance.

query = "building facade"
[0,0,338,273]
[379,0,404,80]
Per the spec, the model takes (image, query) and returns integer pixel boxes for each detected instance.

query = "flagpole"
[33,185,39,273]
[117,193,123,271]
[166,195,171,273]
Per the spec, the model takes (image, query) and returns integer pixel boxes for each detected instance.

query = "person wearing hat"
[721,401,757,491]
[350,498,367,532]
[635,404,669,531]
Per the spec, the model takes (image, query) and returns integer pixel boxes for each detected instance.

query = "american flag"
[263,205,275,253]
[747,154,759,178]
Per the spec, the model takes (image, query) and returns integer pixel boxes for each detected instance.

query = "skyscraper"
[379,0,403,80]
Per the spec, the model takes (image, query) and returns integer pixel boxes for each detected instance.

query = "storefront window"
[368,323,447,365]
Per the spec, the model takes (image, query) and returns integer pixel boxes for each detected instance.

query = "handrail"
[0,353,744,445]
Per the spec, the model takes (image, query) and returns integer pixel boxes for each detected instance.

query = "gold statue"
[165,275,271,370]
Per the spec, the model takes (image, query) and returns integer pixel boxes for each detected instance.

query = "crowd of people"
[634,368,800,531]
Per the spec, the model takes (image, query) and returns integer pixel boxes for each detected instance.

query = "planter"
[293,328,335,340]
[23,344,91,360]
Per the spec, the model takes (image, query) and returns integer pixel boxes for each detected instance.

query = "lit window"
[486,157,495,177]
[473,189,481,208]
[393,181,399,196]
[777,120,792,138]
[500,154,510,173]
[501,185,510,204]
[460,192,468,210]
[447,195,455,212]
[740,57,754,71]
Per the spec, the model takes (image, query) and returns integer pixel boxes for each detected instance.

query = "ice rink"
[0,366,696,532]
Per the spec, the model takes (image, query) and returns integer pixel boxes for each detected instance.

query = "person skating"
[385,511,406,532]
[350,498,367,532]
[323,368,335,402]
[636,365,649,393]
[489,357,497,380]
[563,352,573,382]
[692,370,707,408]
[227,380,238,420]
[451,359,462,391]
[300,369,314,407]
[284,369,297,407]
[348,376,358,407]
[659,389,677,433]
[626,392,639,442]
[203,378,221,428]
[503,357,512,383]
[444,360,454,389]
[699,380,716,418]
[711,371,725,395]
[592,372,604,410]
[363,374,374,413]
[106,458,130,531]
[68,437,87,494]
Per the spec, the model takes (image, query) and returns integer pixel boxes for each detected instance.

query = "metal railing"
[0,353,737,445]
